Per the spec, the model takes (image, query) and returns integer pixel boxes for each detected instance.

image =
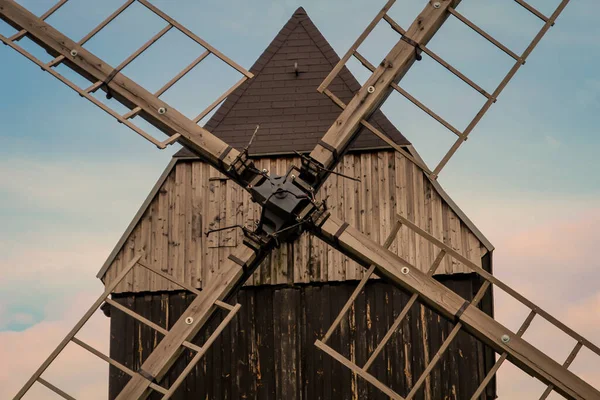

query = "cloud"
[0,291,110,400]
[545,135,561,149]
[485,205,600,397]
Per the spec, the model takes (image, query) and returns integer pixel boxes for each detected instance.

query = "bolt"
[158,107,167,115]
[367,85,375,94]
[262,169,268,173]
[70,49,78,57]
[401,266,410,275]
[433,2,441,8]
[185,317,194,325]
[501,334,510,344]
[247,184,252,189]
[291,174,296,179]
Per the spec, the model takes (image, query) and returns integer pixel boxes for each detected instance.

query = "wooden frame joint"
[400,34,422,61]
[318,139,339,163]
[137,367,156,383]
[455,299,470,322]
[228,253,247,271]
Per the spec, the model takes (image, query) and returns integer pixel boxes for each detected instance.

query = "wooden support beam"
[314,340,405,400]
[362,249,447,371]
[12,255,141,400]
[313,215,600,400]
[396,212,600,357]
[0,0,242,174]
[322,219,402,343]
[115,246,262,400]
[307,0,461,187]
[470,309,537,399]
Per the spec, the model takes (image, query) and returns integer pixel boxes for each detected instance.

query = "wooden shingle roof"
[175,7,410,158]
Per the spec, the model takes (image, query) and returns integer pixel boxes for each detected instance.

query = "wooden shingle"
[175,7,410,158]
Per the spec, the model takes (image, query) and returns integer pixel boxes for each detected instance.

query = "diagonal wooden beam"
[0,0,241,176]
[304,0,461,189]
[312,215,600,400]
[115,245,266,400]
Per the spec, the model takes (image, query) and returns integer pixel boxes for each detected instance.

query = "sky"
[0,0,598,398]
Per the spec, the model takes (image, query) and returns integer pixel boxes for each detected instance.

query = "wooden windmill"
[1,0,598,399]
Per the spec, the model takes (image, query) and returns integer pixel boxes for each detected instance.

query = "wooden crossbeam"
[380,15,493,100]
[322,88,433,175]
[321,218,402,343]
[306,0,461,188]
[37,377,76,400]
[448,7,522,62]
[470,309,537,399]
[318,0,396,92]
[433,0,571,177]
[539,342,584,400]
[351,50,463,137]
[0,0,246,172]
[114,246,263,400]
[12,255,141,400]
[314,215,600,400]
[363,249,447,371]
[396,212,600,358]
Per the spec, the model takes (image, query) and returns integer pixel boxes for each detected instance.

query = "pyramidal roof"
[175,7,410,158]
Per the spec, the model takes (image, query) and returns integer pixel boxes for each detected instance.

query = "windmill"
[0,0,598,399]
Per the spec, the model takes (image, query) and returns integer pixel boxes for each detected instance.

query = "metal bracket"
[400,35,422,61]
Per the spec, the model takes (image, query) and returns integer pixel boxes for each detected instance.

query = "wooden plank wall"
[108,276,494,400]
[104,151,486,293]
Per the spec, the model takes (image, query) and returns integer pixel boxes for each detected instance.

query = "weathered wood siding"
[108,276,495,399]
[104,151,486,293]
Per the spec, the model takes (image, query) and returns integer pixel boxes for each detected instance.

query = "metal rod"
[448,7,522,62]
[318,0,396,92]
[193,76,247,123]
[136,0,252,78]
[11,255,141,400]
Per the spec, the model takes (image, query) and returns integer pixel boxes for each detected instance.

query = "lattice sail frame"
[0,0,252,150]
[11,254,243,400]
[318,0,569,179]
[2,0,599,399]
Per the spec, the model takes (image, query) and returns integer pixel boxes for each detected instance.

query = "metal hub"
[251,173,312,242]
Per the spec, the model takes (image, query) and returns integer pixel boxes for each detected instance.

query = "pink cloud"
[484,205,600,397]
[0,291,109,400]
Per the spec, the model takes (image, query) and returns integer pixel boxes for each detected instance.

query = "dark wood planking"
[315,215,600,400]
[108,278,494,399]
